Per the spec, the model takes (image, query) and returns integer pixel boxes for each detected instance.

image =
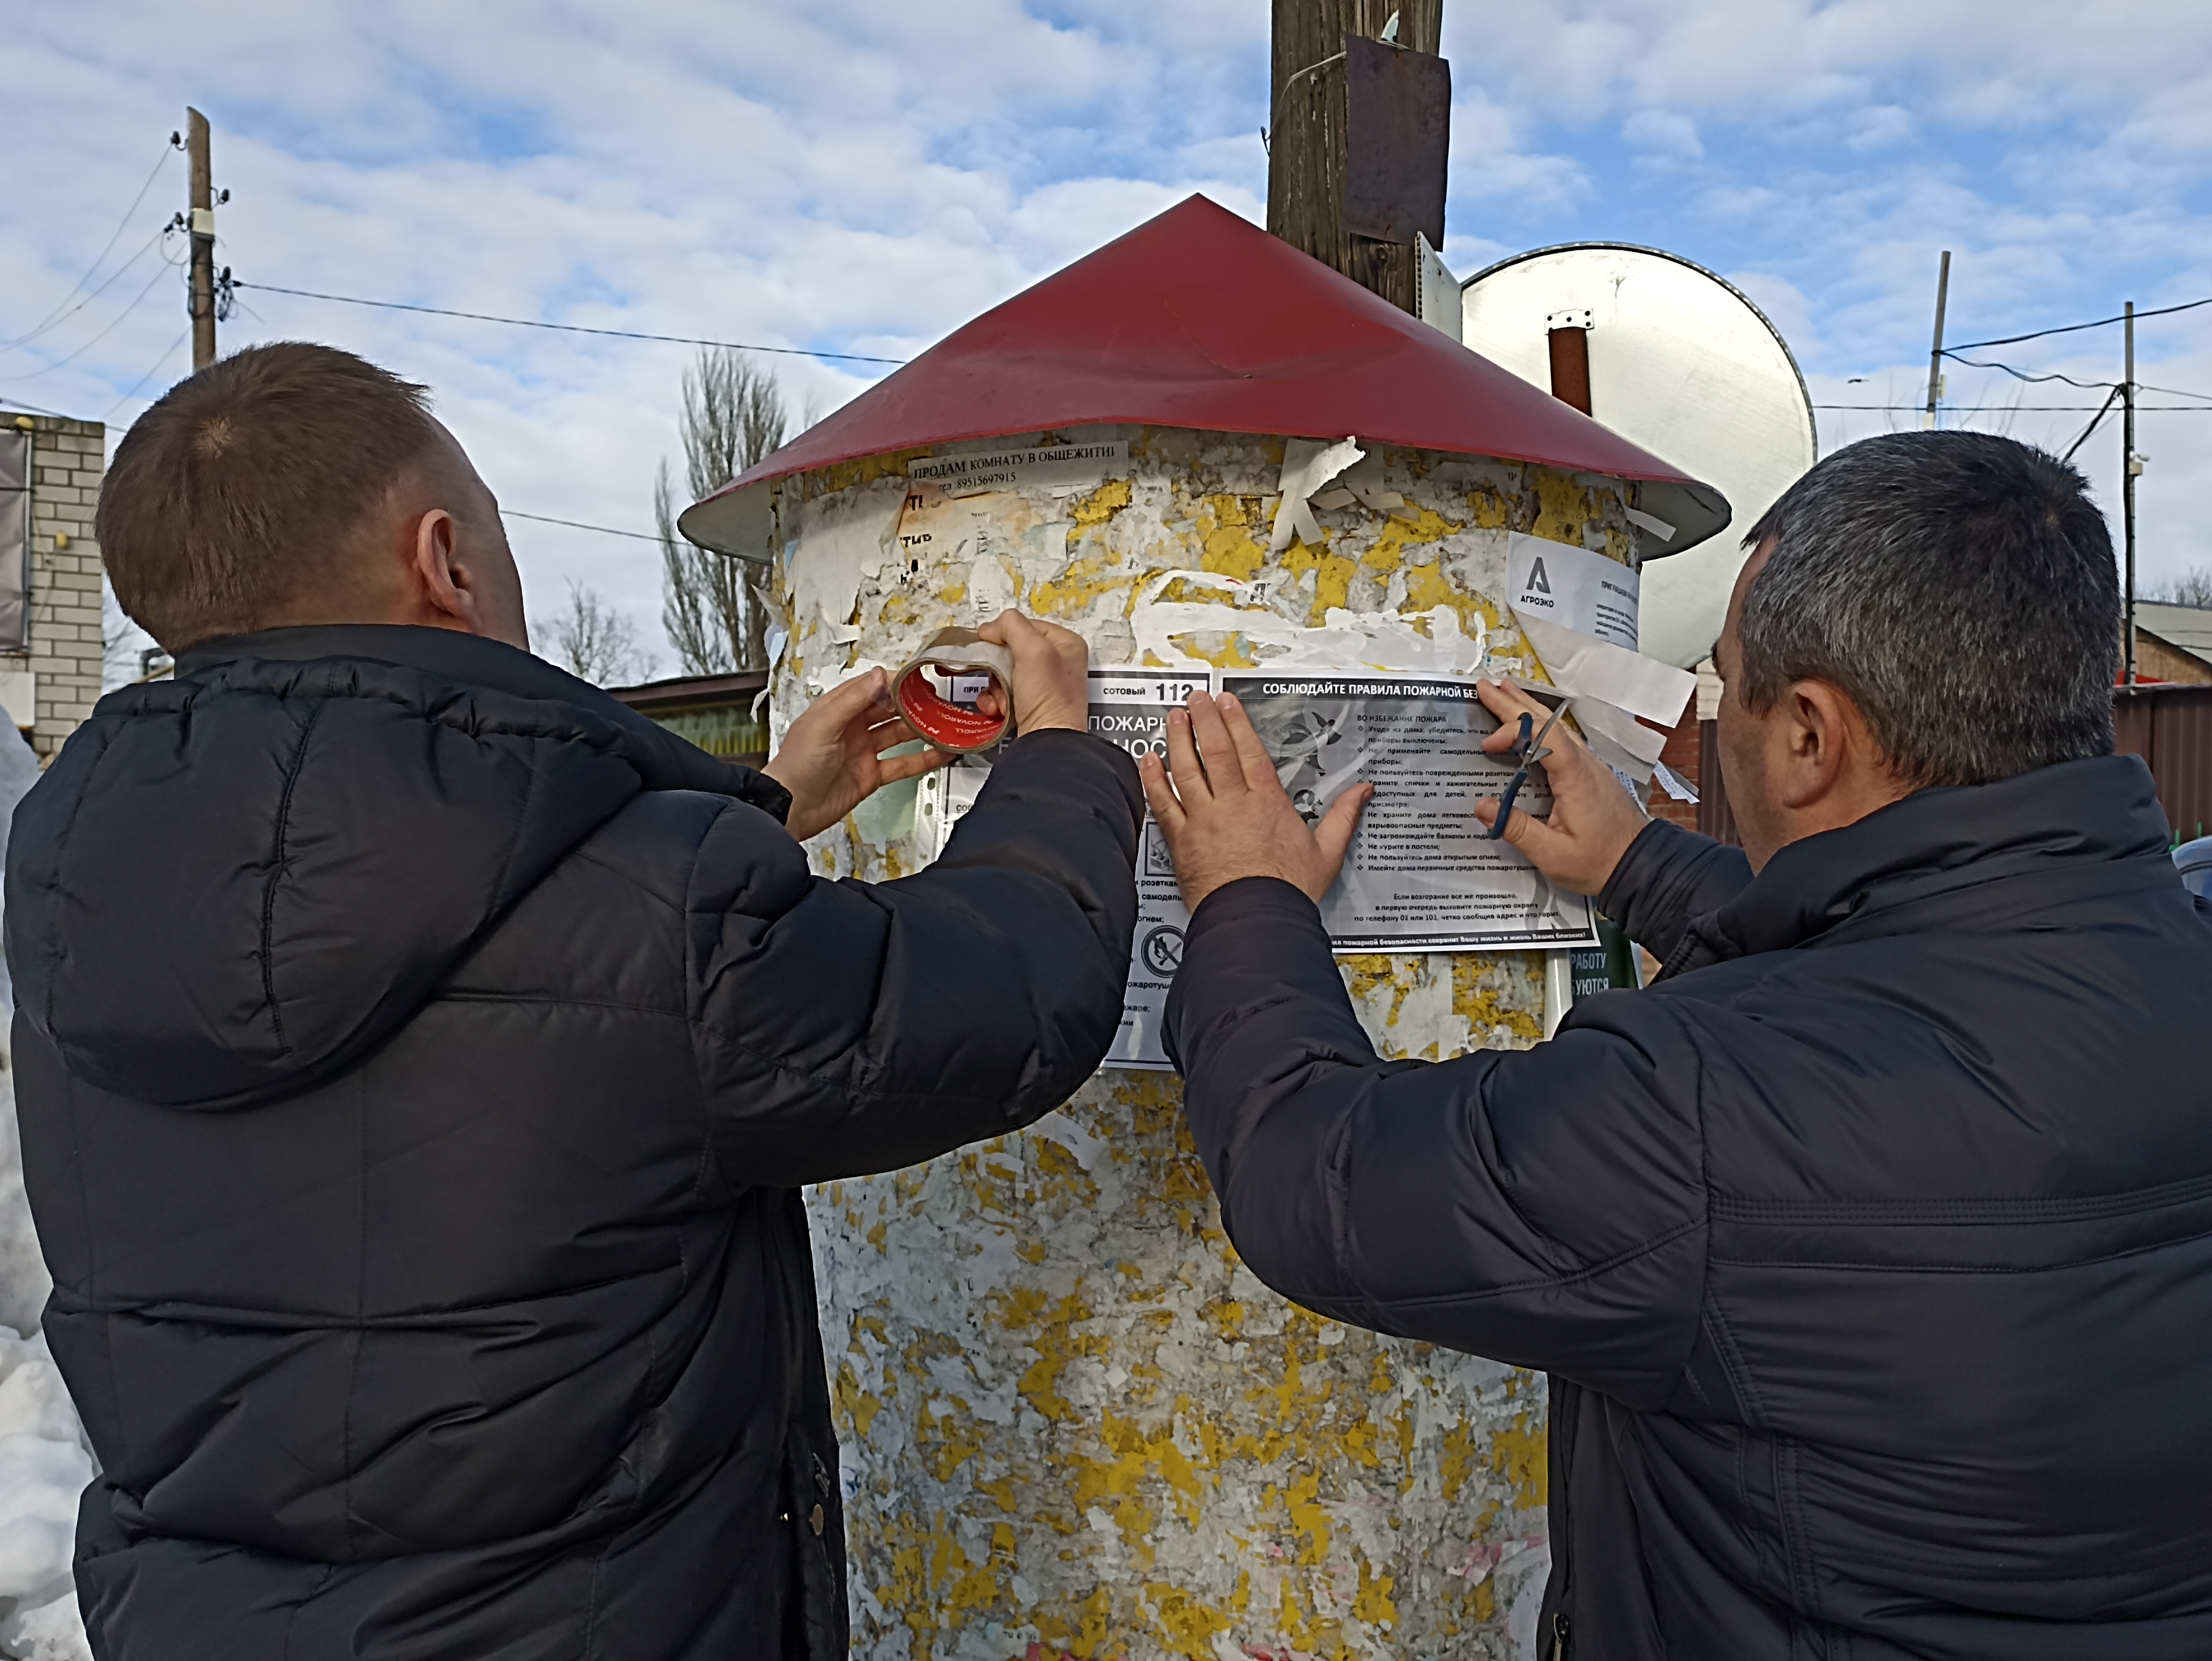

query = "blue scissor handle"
[1486,713,1537,840]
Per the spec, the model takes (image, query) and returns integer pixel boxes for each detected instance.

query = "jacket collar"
[181,624,616,710]
[1696,753,2176,965]
[173,625,788,816]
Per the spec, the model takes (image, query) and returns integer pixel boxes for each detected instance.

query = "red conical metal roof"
[681,195,1728,561]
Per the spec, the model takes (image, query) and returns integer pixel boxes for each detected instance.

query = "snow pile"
[0,735,92,1661]
[0,1329,91,1660]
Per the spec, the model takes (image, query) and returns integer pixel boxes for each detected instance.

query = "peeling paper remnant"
[1269,436,1365,554]
[787,477,907,642]
[1131,570,1487,676]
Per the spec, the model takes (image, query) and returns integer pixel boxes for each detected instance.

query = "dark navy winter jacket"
[1168,754,2212,1660]
[6,625,1140,1661]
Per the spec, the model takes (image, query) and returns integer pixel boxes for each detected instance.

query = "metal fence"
[2116,683,2212,844]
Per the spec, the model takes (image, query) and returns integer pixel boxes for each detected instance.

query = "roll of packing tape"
[893,627,1016,753]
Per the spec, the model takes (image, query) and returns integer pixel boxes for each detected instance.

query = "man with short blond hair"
[10,342,1140,1659]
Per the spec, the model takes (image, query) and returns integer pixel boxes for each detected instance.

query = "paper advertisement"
[1506,532,1641,650]
[1220,671,1598,951]
[907,441,1129,498]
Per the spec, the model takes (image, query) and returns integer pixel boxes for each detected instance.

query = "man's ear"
[407,508,487,634]
[1775,679,1858,811]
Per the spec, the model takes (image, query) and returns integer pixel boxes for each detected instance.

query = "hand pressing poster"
[1219,671,1598,951]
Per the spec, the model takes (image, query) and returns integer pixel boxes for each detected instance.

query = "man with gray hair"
[1147,432,2212,1659]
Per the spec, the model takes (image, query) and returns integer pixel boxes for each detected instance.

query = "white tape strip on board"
[1514,610,1696,730]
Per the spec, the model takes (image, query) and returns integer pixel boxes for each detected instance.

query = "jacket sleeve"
[686,729,1141,1189]
[1165,876,1709,1408]
[1599,819,1753,973]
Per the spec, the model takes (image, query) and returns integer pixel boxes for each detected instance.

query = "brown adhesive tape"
[893,627,1016,753]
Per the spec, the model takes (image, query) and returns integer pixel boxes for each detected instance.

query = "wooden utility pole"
[1267,0,1443,314]
[2124,300,2138,685]
[187,108,216,371]
[1923,249,1950,429]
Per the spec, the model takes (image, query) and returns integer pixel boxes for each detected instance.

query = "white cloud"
[0,0,1271,659]
[10,0,2212,651]
[1846,104,1913,152]
[1623,108,1704,160]
[1448,92,1591,210]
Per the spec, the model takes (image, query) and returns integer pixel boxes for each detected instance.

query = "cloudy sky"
[7,0,2212,676]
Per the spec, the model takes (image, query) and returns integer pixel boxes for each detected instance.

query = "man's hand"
[973,610,1090,734]
[764,668,947,841]
[1139,690,1373,912]
[1471,678,1647,895]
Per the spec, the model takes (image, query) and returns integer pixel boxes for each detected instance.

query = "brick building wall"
[1645,657,1723,831]
[5,412,107,763]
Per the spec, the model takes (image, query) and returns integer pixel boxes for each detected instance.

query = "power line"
[0,260,178,384]
[1814,402,2212,411]
[503,509,664,544]
[1947,294,2212,352]
[104,326,192,421]
[234,282,910,367]
[0,226,175,359]
[1,140,178,351]
[1939,352,2113,390]
[2061,385,2123,462]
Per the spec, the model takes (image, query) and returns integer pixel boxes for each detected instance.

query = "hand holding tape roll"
[893,611,1094,753]
[894,628,1018,753]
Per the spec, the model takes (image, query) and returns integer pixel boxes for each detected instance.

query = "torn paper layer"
[1507,531,1640,650]
[1129,571,1486,676]
[891,487,1064,624]
[1515,609,1695,730]
[1569,693,1668,768]
[1583,726,1658,787]
[1269,437,1364,554]
[788,477,907,637]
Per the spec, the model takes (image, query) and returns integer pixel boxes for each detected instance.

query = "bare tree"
[101,580,165,690]
[659,349,789,675]
[2152,564,2212,609]
[549,581,653,686]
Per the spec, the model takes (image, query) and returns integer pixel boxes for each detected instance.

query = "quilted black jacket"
[7,625,1140,1661]
[1168,754,2212,1660]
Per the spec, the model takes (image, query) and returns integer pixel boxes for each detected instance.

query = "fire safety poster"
[913,664,1596,1067]
[1219,671,1599,952]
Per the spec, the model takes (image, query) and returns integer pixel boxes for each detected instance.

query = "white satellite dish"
[1459,244,1817,669]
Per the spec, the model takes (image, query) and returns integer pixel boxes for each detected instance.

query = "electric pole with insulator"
[1924,249,1950,429]
[186,108,217,371]
[2124,300,2139,685]
[1266,0,1447,315]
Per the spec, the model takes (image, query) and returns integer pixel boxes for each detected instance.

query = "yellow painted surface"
[767,427,1637,1660]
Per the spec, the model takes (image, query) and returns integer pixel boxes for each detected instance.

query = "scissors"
[1486,702,1567,839]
